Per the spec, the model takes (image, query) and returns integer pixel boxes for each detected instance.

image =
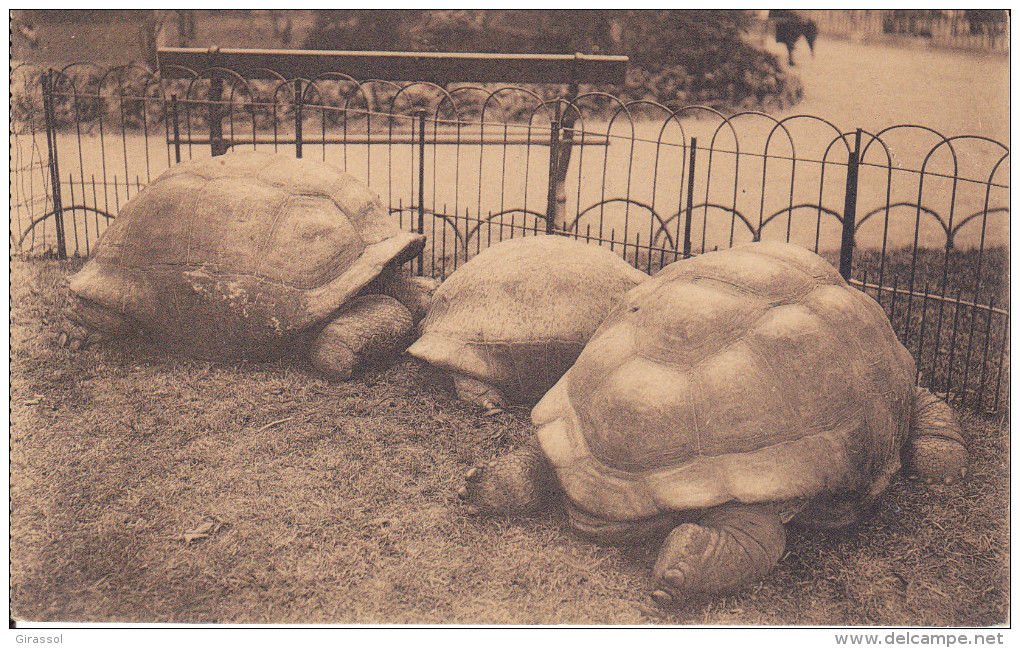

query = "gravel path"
[776,35,1008,141]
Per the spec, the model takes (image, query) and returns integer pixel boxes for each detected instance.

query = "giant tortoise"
[407,235,648,410]
[64,151,435,379]
[458,241,968,604]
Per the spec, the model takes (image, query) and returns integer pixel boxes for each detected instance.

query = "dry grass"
[9,258,1009,625]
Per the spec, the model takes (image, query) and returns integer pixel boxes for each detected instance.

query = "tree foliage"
[303,10,801,112]
[303,10,426,52]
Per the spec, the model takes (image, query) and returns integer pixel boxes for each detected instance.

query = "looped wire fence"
[9,61,1009,414]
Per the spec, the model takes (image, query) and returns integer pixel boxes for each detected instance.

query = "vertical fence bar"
[960,294,983,409]
[992,313,1007,412]
[171,94,182,163]
[294,79,303,159]
[889,277,899,323]
[546,101,562,234]
[42,70,67,259]
[441,208,448,278]
[976,298,996,411]
[90,176,100,244]
[944,289,963,401]
[67,172,79,256]
[416,108,427,275]
[209,72,226,156]
[916,283,930,377]
[839,129,862,280]
[683,138,698,258]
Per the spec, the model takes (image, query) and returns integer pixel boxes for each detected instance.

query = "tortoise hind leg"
[457,437,556,516]
[652,503,786,606]
[905,387,968,484]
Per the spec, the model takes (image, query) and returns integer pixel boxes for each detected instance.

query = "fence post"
[415,108,427,275]
[551,61,584,233]
[208,72,228,156]
[683,138,698,258]
[42,70,67,259]
[546,101,562,234]
[294,79,303,158]
[839,129,863,280]
[202,46,228,155]
[170,94,182,163]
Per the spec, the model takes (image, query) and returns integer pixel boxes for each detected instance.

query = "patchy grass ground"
[9,258,1009,625]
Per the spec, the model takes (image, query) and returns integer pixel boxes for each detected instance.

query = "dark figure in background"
[16,20,40,49]
[270,10,293,45]
[771,10,818,65]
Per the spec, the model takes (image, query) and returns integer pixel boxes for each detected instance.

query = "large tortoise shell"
[408,235,648,403]
[532,242,917,525]
[69,151,423,359]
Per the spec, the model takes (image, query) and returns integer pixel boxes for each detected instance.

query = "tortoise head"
[64,291,141,341]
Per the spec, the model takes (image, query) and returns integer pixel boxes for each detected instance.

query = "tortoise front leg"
[457,437,557,516]
[652,503,786,606]
[371,267,440,323]
[452,373,508,414]
[309,294,413,380]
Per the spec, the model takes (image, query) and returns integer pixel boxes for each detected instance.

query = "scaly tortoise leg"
[457,437,556,516]
[906,387,968,485]
[452,373,508,415]
[652,503,786,606]
[309,294,413,380]
[365,264,439,323]
[377,272,440,323]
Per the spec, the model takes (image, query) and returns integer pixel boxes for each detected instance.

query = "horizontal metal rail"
[157,47,629,85]
[167,134,610,147]
[849,279,1009,316]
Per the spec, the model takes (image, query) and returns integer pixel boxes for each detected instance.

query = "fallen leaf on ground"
[180,518,224,545]
[182,531,209,544]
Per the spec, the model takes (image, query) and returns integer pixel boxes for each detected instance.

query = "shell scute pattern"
[69,151,424,360]
[102,152,380,290]
[257,194,364,290]
[799,283,916,470]
[410,235,648,404]
[662,248,817,304]
[165,150,270,180]
[742,303,863,432]
[747,239,847,285]
[186,178,286,274]
[562,319,639,413]
[258,156,404,245]
[96,173,209,268]
[632,279,766,368]
[534,242,914,522]
[693,338,811,456]
[580,357,700,473]
[421,237,643,346]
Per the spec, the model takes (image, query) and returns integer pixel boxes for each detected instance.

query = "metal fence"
[9,61,1009,414]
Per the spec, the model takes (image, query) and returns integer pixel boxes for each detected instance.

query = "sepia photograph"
[8,8,1010,635]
